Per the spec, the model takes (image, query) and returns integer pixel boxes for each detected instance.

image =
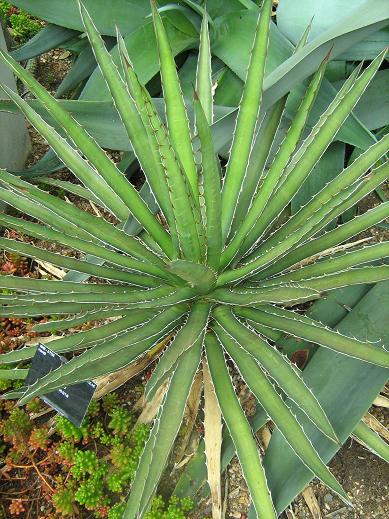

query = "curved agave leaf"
[10,0,151,36]
[0,237,161,286]
[0,369,28,380]
[254,201,389,280]
[277,0,388,51]
[32,307,138,334]
[352,421,389,463]
[10,24,79,62]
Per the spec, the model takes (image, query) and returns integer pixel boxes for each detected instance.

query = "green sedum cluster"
[0,0,388,517]
[0,2,41,42]
[54,411,152,516]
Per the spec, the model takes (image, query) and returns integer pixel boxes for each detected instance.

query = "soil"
[1,46,389,519]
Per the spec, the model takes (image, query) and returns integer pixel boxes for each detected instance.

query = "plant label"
[25,343,96,427]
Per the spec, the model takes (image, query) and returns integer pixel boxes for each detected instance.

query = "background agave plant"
[0,0,389,517]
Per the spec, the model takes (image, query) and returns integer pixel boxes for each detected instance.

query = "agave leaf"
[352,421,389,463]
[0,237,157,286]
[238,305,389,369]
[196,10,213,124]
[222,53,329,266]
[0,83,131,223]
[229,97,287,237]
[254,133,389,255]
[0,215,169,286]
[174,404,268,500]
[151,1,198,198]
[205,332,276,518]
[0,310,154,364]
[217,329,349,504]
[123,335,203,518]
[225,20,313,238]
[211,285,321,305]
[18,305,187,404]
[257,281,389,515]
[296,266,389,293]
[0,369,29,381]
[11,0,151,36]
[0,234,168,288]
[254,202,389,280]
[0,302,109,318]
[32,307,136,333]
[10,24,79,62]
[0,275,138,294]
[116,33,204,261]
[1,286,197,310]
[277,0,388,57]
[0,51,175,256]
[212,307,339,444]
[258,242,389,285]
[240,51,386,254]
[145,301,210,400]
[193,93,222,270]
[0,172,164,267]
[221,0,273,240]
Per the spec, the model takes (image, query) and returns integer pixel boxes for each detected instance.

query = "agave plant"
[0,0,389,516]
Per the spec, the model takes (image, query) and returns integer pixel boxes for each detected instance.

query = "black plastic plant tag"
[25,343,96,428]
